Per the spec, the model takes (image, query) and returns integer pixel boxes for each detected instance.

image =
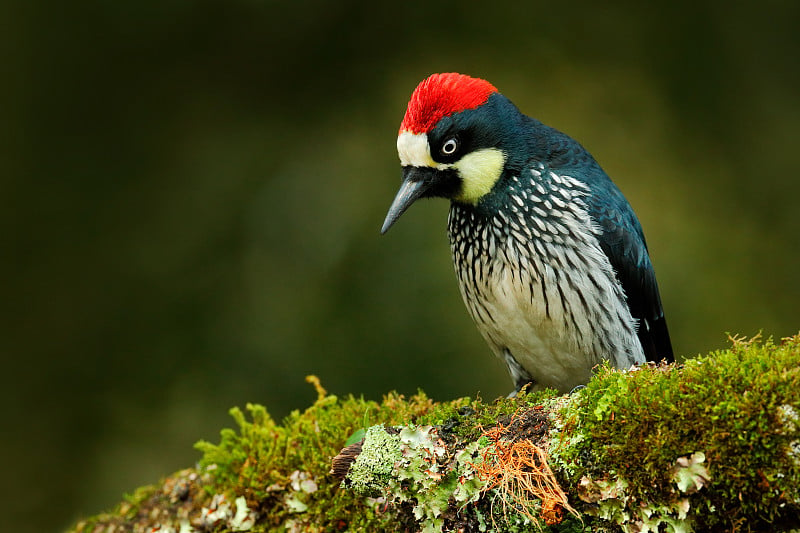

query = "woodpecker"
[381,73,673,393]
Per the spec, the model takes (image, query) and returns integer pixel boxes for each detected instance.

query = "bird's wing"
[586,180,674,363]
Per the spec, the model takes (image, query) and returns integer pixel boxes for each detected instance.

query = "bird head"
[381,73,521,234]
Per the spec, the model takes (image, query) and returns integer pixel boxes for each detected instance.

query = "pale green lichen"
[69,334,800,533]
[779,403,800,470]
[344,423,491,532]
[549,334,800,531]
[670,452,709,494]
[200,493,258,531]
[346,425,403,495]
[576,452,710,532]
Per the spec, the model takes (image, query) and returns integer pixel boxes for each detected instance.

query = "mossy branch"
[70,334,800,532]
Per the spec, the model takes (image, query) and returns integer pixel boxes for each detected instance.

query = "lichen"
[340,423,488,532]
[574,452,709,532]
[69,334,800,533]
[345,425,403,495]
[549,333,800,531]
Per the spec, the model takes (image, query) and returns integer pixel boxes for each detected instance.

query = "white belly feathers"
[448,171,644,392]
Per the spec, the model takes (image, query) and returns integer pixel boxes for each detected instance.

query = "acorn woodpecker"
[381,73,673,393]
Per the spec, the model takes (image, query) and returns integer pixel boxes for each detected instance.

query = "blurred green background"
[2,1,798,531]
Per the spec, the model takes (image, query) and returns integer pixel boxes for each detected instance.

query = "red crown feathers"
[399,73,498,134]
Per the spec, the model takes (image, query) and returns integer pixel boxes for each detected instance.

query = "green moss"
[193,380,458,531]
[70,484,159,532]
[69,335,800,533]
[413,387,559,443]
[552,334,800,531]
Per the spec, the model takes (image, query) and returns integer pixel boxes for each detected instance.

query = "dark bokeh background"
[3,1,798,531]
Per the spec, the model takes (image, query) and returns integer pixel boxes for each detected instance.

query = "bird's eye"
[441,137,459,156]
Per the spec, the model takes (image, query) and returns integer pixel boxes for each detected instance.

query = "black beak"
[380,166,440,234]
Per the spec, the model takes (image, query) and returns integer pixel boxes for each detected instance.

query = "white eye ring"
[441,137,458,156]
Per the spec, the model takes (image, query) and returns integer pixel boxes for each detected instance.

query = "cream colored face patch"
[451,148,505,204]
[396,131,506,205]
